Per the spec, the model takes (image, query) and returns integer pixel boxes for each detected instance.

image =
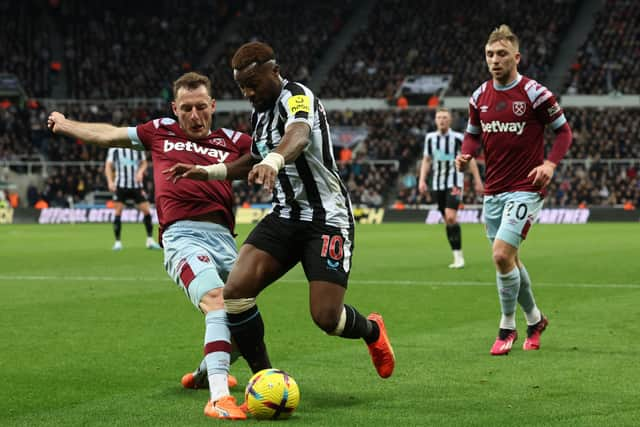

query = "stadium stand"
[564,0,640,94]
[1,1,639,210]
[320,0,578,99]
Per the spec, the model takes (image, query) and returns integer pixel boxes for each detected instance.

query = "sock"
[500,313,516,330]
[340,305,378,344]
[227,305,271,374]
[143,214,153,237]
[113,215,122,240]
[497,267,520,329]
[204,309,231,401]
[518,265,542,325]
[446,224,462,250]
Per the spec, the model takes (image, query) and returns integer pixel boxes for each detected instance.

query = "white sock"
[500,313,516,330]
[524,306,542,326]
[208,373,229,402]
[453,250,464,262]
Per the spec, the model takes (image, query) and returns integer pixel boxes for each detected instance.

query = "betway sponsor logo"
[164,140,229,162]
[481,120,526,135]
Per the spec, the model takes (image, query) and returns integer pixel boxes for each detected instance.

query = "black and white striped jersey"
[250,79,353,229]
[423,130,464,191]
[106,147,146,189]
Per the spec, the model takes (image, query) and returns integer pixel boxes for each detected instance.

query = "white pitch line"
[0,275,638,289]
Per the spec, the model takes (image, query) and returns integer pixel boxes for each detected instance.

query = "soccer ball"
[244,368,300,420]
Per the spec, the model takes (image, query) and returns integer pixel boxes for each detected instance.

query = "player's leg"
[484,194,519,354]
[497,192,547,350]
[444,187,464,268]
[135,190,159,249]
[224,214,296,374]
[163,221,245,419]
[111,197,124,250]
[445,187,464,268]
[516,258,548,350]
[303,224,394,378]
[491,192,546,354]
[182,344,241,389]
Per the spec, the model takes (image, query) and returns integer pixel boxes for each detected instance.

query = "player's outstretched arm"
[47,111,133,148]
[162,154,256,183]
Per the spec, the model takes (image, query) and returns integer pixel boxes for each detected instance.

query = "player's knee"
[492,248,514,271]
[444,216,457,225]
[199,288,224,313]
[311,305,342,334]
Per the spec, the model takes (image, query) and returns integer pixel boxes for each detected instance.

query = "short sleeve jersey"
[465,74,567,194]
[127,118,252,233]
[249,80,353,229]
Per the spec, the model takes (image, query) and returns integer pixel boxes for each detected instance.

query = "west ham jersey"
[465,74,567,194]
[127,118,252,233]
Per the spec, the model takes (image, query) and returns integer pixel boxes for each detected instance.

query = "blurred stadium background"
[0,0,638,224]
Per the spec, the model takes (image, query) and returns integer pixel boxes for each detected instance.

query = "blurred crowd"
[1,104,638,209]
[320,0,577,99]
[564,0,640,95]
[6,0,636,100]
[1,0,638,209]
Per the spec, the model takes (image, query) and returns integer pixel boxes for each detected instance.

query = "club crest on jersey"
[512,101,526,116]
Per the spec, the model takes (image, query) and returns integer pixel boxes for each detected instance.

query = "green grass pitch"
[1,222,639,426]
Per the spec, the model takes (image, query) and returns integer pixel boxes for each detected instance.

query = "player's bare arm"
[105,160,116,192]
[469,158,484,193]
[47,111,134,148]
[418,156,432,194]
[162,153,256,183]
[248,121,310,192]
[136,159,148,183]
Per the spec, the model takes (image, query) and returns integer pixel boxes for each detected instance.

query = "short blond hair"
[487,24,519,51]
[435,107,450,114]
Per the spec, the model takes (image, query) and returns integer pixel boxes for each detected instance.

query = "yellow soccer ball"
[245,368,300,420]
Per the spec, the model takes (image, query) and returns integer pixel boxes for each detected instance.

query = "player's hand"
[162,163,208,183]
[418,181,428,195]
[455,154,472,172]
[108,182,116,192]
[135,171,144,184]
[47,111,66,133]
[528,161,556,188]
[248,164,277,192]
